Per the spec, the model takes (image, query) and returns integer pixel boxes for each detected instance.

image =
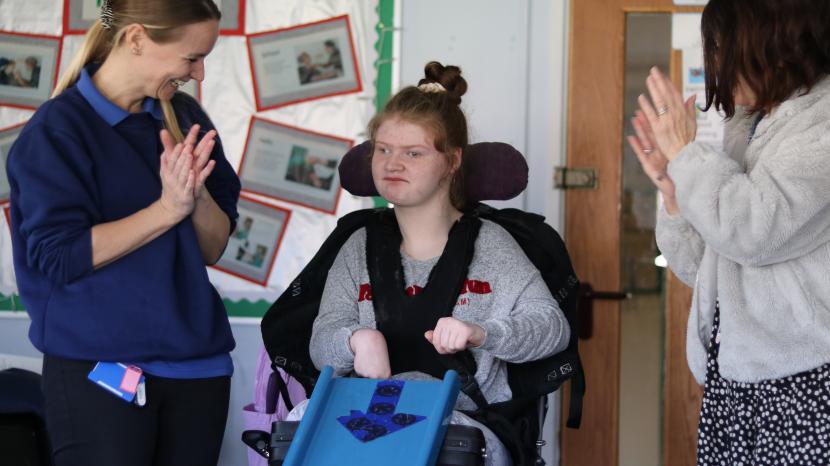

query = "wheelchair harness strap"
[366,209,486,405]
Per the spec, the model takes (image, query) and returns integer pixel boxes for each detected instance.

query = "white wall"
[397,0,568,219]
[399,1,569,463]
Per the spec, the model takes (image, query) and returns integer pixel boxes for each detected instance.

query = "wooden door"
[561,2,704,466]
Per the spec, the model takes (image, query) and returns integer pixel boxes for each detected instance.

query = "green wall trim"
[0,294,24,312]
[375,0,395,113]
[372,0,395,209]
[0,293,271,318]
[223,298,271,318]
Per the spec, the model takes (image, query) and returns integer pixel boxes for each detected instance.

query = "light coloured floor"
[619,293,664,466]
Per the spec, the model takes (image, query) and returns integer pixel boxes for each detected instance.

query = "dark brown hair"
[368,61,469,210]
[54,0,221,141]
[701,0,830,117]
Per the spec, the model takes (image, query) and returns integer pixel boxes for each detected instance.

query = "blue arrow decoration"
[337,380,426,442]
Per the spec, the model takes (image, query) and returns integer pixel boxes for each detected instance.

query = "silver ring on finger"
[642,147,654,154]
[656,105,669,116]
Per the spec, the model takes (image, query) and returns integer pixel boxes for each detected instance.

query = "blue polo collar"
[76,64,163,126]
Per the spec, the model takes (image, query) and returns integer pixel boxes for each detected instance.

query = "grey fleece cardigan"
[656,76,830,384]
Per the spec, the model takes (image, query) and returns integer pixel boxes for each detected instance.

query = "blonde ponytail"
[160,100,184,143]
[52,21,112,97]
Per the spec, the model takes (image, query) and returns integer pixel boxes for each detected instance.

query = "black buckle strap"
[566,363,584,429]
[273,370,295,413]
[270,358,297,413]
[457,369,490,411]
[535,396,547,465]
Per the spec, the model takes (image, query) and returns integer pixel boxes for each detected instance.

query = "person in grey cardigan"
[628,0,830,464]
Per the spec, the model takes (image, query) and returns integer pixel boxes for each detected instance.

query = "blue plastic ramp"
[283,367,461,466]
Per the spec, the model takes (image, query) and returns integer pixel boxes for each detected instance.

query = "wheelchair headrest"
[338,141,529,201]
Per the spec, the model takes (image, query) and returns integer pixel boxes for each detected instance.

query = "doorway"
[560,2,703,466]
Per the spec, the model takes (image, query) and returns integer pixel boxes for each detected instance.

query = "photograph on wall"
[214,0,245,35]
[212,196,290,286]
[0,123,23,203]
[0,32,62,110]
[238,116,351,214]
[63,0,102,34]
[247,15,362,110]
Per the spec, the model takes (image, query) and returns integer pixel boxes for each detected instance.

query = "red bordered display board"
[247,15,362,111]
[237,115,351,214]
[0,121,28,204]
[212,194,291,286]
[218,0,246,35]
[0,31,62,110]
[63,0,100,35]
[63,0,246,35]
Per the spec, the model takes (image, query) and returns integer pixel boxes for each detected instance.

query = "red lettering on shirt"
[459,279,492,295]
[405,285,424,296]
[358,284,373,302]
[358,280,490,303]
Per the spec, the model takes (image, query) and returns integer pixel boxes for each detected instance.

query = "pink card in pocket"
[120,365,143,394]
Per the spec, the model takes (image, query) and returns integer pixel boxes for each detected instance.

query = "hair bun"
[419,61,467,103]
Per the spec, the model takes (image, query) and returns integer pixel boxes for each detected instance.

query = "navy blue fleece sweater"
[6,66,240,376]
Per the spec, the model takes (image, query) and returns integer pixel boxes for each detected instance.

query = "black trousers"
[42,356,230,466]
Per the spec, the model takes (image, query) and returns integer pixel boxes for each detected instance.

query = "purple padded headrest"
[338,141,528,201]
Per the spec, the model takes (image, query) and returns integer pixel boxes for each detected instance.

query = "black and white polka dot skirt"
[697,305,830,465]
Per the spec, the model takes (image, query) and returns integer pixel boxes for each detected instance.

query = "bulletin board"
[0,0,397,319]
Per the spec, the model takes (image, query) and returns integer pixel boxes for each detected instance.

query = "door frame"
[561,2,703,466]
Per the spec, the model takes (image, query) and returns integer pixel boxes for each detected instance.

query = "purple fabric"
[338,141,528,201]
[338,141,376,197]
[243,346,307,466]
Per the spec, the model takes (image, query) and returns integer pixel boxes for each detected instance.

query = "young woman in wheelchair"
[307,62,571,465]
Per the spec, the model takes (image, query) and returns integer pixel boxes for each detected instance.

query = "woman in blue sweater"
[6,1,240,464]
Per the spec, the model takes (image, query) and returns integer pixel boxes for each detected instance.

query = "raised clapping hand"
[627,111,676,198]
[181,124,217,199]
[424,317,485,354]
[627,66,697,215]
[634,66,698,162]
[158,125,217,222]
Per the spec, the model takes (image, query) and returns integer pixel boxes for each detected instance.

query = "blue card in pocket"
[88,362,145,404]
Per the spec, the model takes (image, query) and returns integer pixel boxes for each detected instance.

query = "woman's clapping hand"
[157,126,217,221]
